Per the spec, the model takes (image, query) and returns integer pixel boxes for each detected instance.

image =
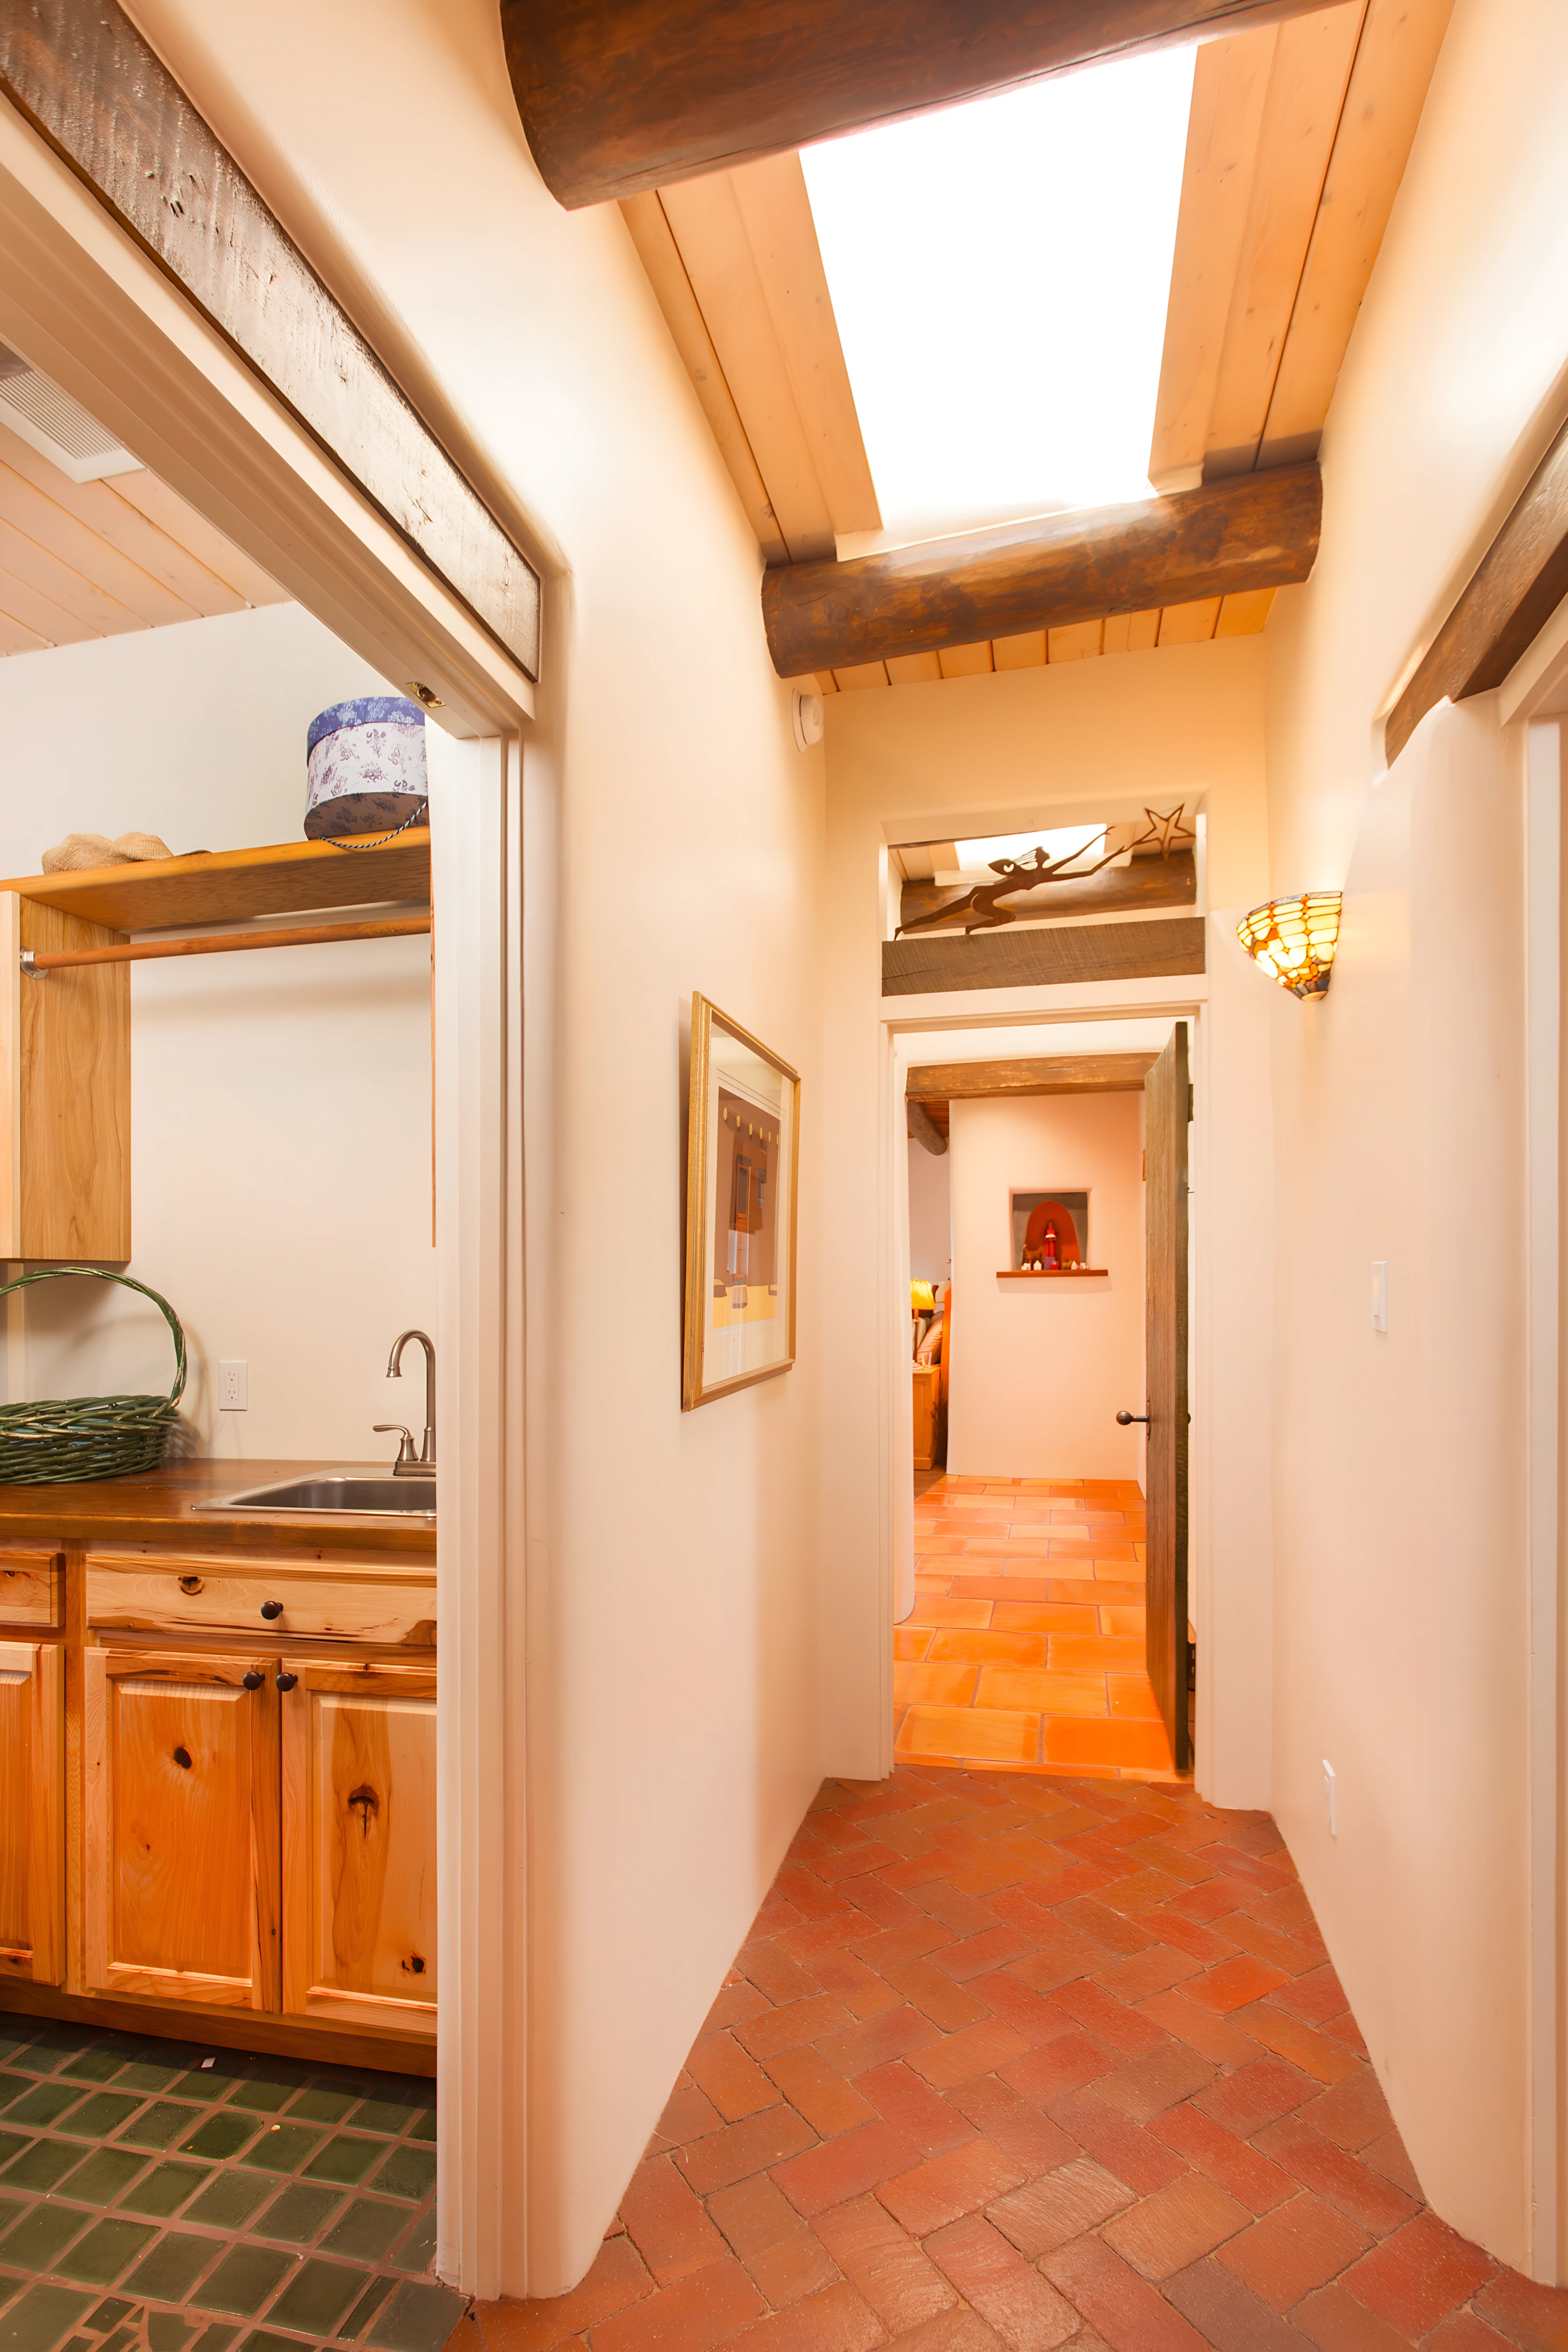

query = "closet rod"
[21,911,431,975]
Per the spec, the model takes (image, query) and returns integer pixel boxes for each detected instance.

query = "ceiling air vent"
[0,342,142,483]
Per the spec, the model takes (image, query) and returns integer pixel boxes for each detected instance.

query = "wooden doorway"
[1142,1021,1190,1770]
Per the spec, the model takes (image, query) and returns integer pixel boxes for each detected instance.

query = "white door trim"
[0,99,532,2301]
[1524,716,1562,2283]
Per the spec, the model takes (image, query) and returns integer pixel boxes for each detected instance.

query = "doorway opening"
[893,1012,1195,1784]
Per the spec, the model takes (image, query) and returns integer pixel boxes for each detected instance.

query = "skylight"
[802,48,1195,550]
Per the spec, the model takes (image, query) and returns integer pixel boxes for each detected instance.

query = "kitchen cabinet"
[281,1659,437,2031]
[0,1467,439,2070]
[83,1647,280,2011]
[0,1639,63,1986]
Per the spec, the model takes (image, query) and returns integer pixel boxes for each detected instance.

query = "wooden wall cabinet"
[0,891,130,1260]
[83,1649,280,2011]
[0,1639,63,1985]
[281,1661,437,2032]
[913,1363,943,1472]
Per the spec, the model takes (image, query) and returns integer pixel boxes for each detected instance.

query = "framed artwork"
[1011,1190,1089,1270]
[683,993,800,1409]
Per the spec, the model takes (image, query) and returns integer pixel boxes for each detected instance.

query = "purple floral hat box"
[304,695,428,840]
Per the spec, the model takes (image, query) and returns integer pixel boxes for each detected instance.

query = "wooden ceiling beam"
[762,463,1320,678]
[502,0,1340,211]
[1385,412,1568,765]
[907,1054,1160,1100]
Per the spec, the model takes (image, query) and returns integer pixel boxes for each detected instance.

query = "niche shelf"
[996,1267,1109,1279]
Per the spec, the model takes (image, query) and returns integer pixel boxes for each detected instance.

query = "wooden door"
[281,1661,436,2034]
[0,1641,63,1984]
[1144,1023,1191,1771]
[84,1649,280,2009]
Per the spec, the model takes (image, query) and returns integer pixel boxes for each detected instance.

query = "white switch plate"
[1323,1758,1337,1836]
[218,1360,247,1411]
[1371,1261,1388,1333]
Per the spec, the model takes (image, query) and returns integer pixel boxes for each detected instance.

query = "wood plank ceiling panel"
[726,154,880,535]
[1203,2,1366,478]
[1148,28,1276,496]
[1259,0,1455,466]
[110,473,290,610]
[657,173,839,560]
[0,423,287,657]
[1151,0,1451,487]
[618,192,787,563]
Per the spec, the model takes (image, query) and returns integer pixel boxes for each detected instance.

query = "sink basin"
[193,1473,436,1518]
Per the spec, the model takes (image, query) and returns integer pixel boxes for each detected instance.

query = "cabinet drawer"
[0,1548,61,1631]
[86,1549,436,1648]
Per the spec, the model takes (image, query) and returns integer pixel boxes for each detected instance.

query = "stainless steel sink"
[193,1473,436,1518]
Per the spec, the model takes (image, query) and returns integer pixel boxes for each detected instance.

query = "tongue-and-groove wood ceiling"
[0,418,286,657]
[621,0,1451,693]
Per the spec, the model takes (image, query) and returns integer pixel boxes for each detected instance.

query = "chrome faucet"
[379,1329,435,1475]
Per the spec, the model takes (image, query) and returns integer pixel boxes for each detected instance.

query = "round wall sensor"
[792,688,824,752]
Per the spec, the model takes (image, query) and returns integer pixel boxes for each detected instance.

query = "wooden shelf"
[0,830,431,934]
[996,1267,1109,1278]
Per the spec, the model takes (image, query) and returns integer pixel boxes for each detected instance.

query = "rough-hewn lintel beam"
[503,0,1335,211]
[1385,413,1568,765]
[907,1054,1159,1100]
[763,465,1320,679]
[0,0,540,679]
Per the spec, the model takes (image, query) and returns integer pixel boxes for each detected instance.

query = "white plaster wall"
[0,602,435,1460]
[1269,699,1528,2264]
[947,1092,1145,1479]
[1258,0,1568,2267]
[907,1139,950,1286]
[112,0,829,2293]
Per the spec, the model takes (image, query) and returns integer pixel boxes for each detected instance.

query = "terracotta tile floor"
[456,1766,1568,2351]
[898,1476,1176,1780]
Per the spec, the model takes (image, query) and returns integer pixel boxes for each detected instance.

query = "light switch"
[218,1360,247,1411]
[1371,1262,1388,1333]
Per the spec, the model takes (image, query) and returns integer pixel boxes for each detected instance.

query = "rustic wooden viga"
[501,0,1338,208]
[763,465,1322,678]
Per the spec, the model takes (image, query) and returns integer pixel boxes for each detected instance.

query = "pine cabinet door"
[83,1649,280,2009]
[281,1661,436,2034]
[0,1641,63,1984]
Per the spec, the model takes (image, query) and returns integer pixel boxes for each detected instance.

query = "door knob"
[1116,1409,1150,1426]
[241,1671,264,1690]
[260,1601,284,1620]
[276,1671,298,1692]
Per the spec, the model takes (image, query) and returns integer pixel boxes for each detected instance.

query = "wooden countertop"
[0,1459,436,1556]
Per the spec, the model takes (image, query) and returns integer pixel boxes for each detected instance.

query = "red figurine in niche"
[1021,1200,1081,1270]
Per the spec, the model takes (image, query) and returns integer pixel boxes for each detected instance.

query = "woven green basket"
[0,1267,187,1485]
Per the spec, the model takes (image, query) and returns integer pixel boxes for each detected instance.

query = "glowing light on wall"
[1237,893,1342,999]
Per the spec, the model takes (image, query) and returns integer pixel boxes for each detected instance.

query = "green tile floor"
[0,2015,465,2352]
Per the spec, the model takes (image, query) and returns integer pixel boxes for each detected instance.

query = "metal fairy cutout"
[896,805,1196,938]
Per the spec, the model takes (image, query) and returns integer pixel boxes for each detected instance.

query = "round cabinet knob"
[260,1601,284,1620]
[276,1670,299,1693]
[241,1671,264,1690]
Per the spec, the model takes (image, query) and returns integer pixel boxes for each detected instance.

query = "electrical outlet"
[218,1360,247,1412]
[1323,1758,1337,1836]
[1372,1261,1388,1333]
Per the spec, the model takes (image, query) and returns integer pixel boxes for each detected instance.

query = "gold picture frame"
[683,993,800,1410]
